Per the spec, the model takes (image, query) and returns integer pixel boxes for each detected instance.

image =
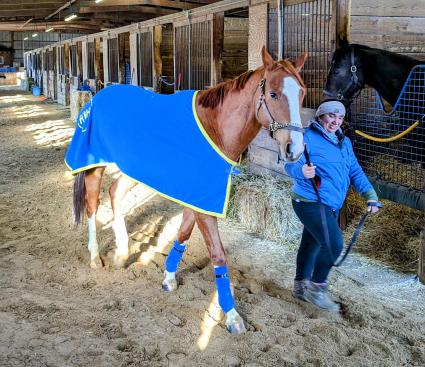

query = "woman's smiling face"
[319,112,344,134]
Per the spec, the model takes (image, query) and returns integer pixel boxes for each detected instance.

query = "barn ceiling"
[0,0,218,33]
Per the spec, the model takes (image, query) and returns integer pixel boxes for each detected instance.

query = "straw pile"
[344,189,424,272]
[228,169,302,247]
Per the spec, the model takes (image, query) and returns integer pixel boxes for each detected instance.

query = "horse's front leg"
[194,213,246,335]
[162,208,195,291]
[109,174,137,269]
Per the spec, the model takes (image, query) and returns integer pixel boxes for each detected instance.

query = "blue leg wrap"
[165,240,186,273]
[214,265,235,313]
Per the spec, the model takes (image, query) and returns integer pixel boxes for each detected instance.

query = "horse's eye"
[270,92,278,100]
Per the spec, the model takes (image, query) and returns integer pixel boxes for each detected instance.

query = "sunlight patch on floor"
[197,291,222,351]
[0,94,30,103]
[25,119,74,147]
[138,212,183,265]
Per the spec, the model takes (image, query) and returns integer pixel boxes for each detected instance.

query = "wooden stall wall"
[221,16,249,81]
[157,24,174,94]
[350,0,425,60]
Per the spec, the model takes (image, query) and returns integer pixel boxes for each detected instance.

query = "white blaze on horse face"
[282,76,304,159]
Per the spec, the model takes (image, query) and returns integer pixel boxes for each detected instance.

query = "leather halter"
[334,48,362,102]
[255,78,305,138]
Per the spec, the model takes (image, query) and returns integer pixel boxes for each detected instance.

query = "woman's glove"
[367,200,383,214]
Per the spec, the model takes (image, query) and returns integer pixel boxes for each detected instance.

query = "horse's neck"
[195,75,262,162]
[360,48,418,106]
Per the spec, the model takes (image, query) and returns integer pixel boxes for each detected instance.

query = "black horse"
[324,42,425,176]
[323,42,422,106]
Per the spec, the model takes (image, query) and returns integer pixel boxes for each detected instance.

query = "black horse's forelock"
[73,171,86,226]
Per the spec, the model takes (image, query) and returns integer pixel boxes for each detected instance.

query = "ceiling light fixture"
[46,27,54,32]
[64,13,77,22]
[32,33,38,37]
[95,0,104,3]
[24,37,29,41]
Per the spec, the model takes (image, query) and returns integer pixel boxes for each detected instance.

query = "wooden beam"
[45,0,78,20]
[84,0,200,10]
[80,6,177,16]
[89,0,203,6]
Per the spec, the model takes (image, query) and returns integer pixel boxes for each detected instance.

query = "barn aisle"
[0,90,424,367]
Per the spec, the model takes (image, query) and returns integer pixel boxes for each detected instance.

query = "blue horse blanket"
[65,84,238,217]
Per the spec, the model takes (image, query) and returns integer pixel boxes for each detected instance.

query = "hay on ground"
[228,169,302,247]
[344,189,424,272]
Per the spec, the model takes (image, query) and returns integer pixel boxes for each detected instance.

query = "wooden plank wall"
[350,0,425,61]
[221,17,249,81]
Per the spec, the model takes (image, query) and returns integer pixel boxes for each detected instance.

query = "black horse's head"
[323,42,365,105]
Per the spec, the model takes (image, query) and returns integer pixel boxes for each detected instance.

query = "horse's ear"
[261,46,274,70]
[293,52,307,72]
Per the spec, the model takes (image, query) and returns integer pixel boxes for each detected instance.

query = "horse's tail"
[73,171,86,226]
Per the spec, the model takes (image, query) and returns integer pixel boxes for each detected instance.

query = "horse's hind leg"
[194,213,246,335]
[162,208,195,291]
[109,174,137,269]
[85,166,106,268]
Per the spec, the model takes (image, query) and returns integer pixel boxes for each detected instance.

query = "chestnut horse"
[68,47,307,334]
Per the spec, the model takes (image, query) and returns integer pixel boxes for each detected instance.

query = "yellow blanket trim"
[192,91,239,166]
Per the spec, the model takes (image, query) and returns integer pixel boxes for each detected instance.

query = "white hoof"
[225,309,246,335]
[90,255,103,269]
[113,252,128,269]
[162,271,178,292]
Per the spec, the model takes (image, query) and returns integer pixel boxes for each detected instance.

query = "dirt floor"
[1,89,425,367]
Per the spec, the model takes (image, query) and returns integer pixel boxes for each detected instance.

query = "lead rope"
[304,145,382,267]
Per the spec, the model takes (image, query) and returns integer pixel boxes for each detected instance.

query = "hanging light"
[46,27,54,32]
[24,37,29,41]
[32,33,38,37]
[64,13,77,22]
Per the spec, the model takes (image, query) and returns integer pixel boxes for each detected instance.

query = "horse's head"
[256,47,307,163]
[323,42,364,104]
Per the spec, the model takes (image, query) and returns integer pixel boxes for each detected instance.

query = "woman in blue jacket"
[284,100,380,311]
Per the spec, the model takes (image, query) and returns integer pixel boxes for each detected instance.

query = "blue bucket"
[32,86,41,96]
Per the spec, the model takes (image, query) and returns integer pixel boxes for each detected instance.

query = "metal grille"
[267,4,279,60]
[277,0,334,108]
[350,65,425,192]
[108,38,119,83]
[138,31,153,87]
[70,45,77,77]
[175,21,211,90]
[58,47,64,75]
[87,42,95,79]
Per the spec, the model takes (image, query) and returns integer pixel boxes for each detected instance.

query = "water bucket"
[32,86,41,96]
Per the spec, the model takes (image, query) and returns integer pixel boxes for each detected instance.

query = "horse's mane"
[349,44,422,64]
[198,59,305,109]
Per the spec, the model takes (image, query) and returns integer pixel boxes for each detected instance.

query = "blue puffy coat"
[284,121,377,210]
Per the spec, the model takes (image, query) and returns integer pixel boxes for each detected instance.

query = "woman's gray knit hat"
[315,100,346,117]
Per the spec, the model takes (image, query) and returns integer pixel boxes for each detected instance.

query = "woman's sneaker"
[303,282,340,312]
[292,279,309,300]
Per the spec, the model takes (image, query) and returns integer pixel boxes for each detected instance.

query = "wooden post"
[248,2,268,70]
[211,12,224,87]
[334,0,352,47]
[419,229,425,284]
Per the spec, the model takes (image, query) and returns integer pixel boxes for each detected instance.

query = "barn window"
[137,31,153,87]
[87,41,95,79]
[108,38,119,83]
[70,45,77,77]
[0,56,4,65]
